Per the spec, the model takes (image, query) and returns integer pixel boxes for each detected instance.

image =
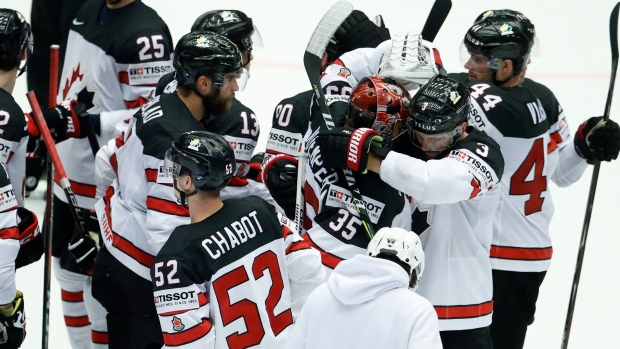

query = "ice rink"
[3,0,620,348]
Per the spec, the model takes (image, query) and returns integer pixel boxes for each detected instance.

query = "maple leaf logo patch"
[172,316,185,331]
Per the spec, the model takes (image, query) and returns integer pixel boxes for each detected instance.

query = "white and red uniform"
[385,129,504,331]
[152,198,324,349]
[0,163,19,307]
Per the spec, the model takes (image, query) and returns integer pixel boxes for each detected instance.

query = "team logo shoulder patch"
[171,316,185,331]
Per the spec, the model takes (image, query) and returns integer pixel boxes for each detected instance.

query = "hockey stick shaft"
[304,1,377,239]
[41,44,59,349]
[561,3,619,348]
[420,0,452,42]
[295,153,308,234]
[27,91,87,236]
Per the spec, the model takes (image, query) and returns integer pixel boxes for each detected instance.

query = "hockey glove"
[247,152,265,182]
[15,208,43,269]
[68,232,98,274]
[328,10,391,60]
[0,291,26,349]
[574,116,620,164]
[316,127,383,173]
[262,154,299,218]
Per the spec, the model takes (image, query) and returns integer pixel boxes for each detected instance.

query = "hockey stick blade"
[421,0,452,42]
[561,3,620,349]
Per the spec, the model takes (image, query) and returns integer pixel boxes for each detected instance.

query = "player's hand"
[0,291,26,348]
[316,127,383,173]
[68,233,98,274]
[262,154,298,218]
[15,208,43,269]
[39,101,100,141]
[574,117,620,164]
[333,10,390,57]
[247,152,264,182]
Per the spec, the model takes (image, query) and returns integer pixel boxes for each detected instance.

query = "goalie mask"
[164,131,235,206]
[348,76,410,146]
[367,227,425,291]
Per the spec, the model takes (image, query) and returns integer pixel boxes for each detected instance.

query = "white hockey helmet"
[377,32,444,91]
[367,227,425,290]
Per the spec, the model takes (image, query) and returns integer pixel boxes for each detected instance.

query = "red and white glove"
[315,127,383,172]
[15,208,43,269]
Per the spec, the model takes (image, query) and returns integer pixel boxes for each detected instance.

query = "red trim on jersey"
[302,233,343,269]
[1,205,17,214]
[118,72,129,84]
[0,226,18,240]
[490,245,553,261]
[92,330,109,344]
[550,130,563,144]
[434,300,493,320]
[61,289,84,302]
[110,228,155,267]
[333,59,345,67]
[110,153,118,176]
[7,151,13,163]
[146,196,190,217]
[163,318,213,346]
[64,315,91,327]
[432,48,444,69]
[124,96,149,109]
[229,176,248,187]
[286,241,312,255]
[145,169,158,182]
[54,178,97,198]
[282,224,293,238]
[304,183,319,218]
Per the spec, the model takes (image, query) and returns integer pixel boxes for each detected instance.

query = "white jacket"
[285,255,442,349]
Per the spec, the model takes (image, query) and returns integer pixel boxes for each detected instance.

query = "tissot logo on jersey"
[225,136,256,162]
[326,184,385,224]
[0,184,16,209]
[127,60,173,85]
[449,149,498,188]
[153,285,200,314]
[267,128,302,154]
[201,210,263,259]
[0,138,13,163]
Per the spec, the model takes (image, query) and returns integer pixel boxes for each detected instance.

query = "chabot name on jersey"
[326,184,384,224]
[127,60,173,85]
[267,129,302,154]
[449,149,498,187]
[153,285,200,314]
[202,210,263,260]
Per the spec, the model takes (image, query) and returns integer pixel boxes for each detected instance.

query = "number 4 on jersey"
[470,83,503,111]
[510,138,547,215]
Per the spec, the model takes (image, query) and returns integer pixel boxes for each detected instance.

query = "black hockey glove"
[247,152,265,182]
[328,10,391,60]
[574,116,620,164]
[262,154,299,218]
[316,127,383,173]
[15,208,43,269]
[40,101,100,141]
[0,291,26,349]
[67,233,98,274]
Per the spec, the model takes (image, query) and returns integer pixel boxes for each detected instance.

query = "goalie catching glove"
[0,291,26,349]
[316,127,384,173]
[574,116,620,164]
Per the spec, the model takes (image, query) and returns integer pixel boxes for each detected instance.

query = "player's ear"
[500,59,514,76]
[195,75,213,95]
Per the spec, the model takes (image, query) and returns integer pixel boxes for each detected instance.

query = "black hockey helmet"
[165,131,236,193]
[191,10,261,52]
[173,31,244,89]
[407,75,470,151]
[0,8,32,75]
[325,10,391,63]
[463,9,535,73]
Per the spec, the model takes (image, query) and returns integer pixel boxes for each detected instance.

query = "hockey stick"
[295,153,308,234]
[561,3,620,348]
[420,0,452,42]
[41,44,59,349]
[303,1,377,239]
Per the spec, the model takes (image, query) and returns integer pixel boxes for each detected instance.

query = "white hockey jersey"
[56,0,173,209]
[385,128,504,331]
[451,73,589,272]
[284,255,442,349]
[152,197,325,349]
[0,89,28,208]
[0,163,18,305]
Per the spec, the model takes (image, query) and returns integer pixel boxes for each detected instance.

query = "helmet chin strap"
[173,182,200,207]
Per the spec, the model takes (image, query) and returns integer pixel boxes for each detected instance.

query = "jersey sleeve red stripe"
[146,196,190,217]
[434,300,493,320]
[490,245,553,261]
[162,318,213,346]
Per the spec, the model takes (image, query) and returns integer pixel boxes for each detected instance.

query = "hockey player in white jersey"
[92,31,250,348]
[39,1,175,348]
[285,227,441,349]
[317,75,504,349]
[451,10,620,349]
[291,76,412,274]
[152,131,324,349]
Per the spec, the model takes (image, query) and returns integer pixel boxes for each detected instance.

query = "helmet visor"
[412,127,461,152]
[218,67,249,91]
[164,148,182,180]
[459,38,540,71]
